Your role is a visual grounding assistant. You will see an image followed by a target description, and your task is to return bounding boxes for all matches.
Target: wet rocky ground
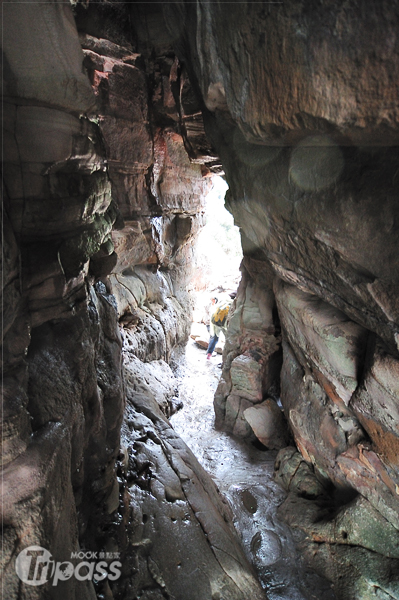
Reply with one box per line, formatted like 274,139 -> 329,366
170,338 -> 336,600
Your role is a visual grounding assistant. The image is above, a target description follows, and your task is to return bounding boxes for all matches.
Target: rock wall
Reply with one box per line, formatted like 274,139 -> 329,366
2,3 -> 123,598
213,253 -> 285,447
4,1 -> 399,599
164,1 -> 399,596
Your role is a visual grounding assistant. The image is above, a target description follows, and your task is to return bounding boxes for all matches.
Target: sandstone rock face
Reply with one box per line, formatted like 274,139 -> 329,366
79,14 -> 264,593
275,448 -> 399,600
168,1 -> 399,145
213,256 -> 284,443
78,22 -> 213,376
2,2 -> 266,600
166,1 -> 399,595
275,278 -> 368,406
2,3 -> 124,598
169,0 -> 399,349
4,1 -> 399,599
351,341 -> 399,468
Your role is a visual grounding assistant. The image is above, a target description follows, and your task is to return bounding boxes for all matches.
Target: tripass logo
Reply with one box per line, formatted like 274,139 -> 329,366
15,546 -> 122,586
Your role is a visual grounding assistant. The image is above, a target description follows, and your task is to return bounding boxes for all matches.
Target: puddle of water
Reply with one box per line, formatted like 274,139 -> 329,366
242,489 -> 258,514
171,339 -> 336,600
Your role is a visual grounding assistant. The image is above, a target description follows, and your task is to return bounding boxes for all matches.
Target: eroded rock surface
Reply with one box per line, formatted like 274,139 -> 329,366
113,385 -> 266,600
2,3 -> 123,597
214,257 -> 284,443
164,1 -> 399,596
4,1 -> 399,599
275,448 -> 399,600
2,2 -> 266,600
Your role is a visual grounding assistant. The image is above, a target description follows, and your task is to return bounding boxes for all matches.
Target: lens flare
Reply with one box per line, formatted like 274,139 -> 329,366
289,135 -> 344,191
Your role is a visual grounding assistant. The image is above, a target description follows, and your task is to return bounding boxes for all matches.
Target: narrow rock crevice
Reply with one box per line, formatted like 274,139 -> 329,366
3,2 -> 399,600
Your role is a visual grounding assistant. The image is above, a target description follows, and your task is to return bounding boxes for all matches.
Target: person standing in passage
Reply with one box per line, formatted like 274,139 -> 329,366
206,295 -> 231,359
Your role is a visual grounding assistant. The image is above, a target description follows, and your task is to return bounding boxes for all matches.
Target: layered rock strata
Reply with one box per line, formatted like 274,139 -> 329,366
163,1 -> 399,596
214,254 -> 285,447
2,4 -> 124,598
1,2 -> 264,599
4,1 -> 399,599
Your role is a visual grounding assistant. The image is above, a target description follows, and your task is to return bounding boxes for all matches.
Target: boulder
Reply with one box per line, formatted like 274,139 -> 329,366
244,399 -> 290,450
